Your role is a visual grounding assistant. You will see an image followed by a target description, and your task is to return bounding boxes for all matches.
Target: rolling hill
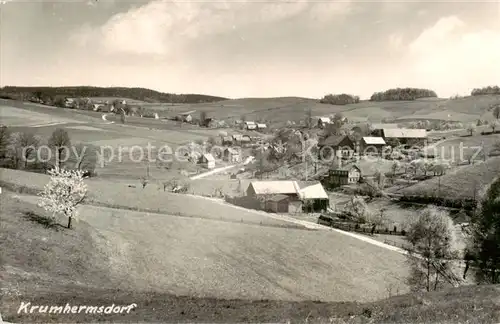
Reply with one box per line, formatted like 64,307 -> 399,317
0,86 -> 228,104
396,157 -> 500,200
157,95 -> 500,125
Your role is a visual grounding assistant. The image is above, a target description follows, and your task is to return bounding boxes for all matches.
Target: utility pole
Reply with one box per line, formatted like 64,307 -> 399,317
482,141 -> 486,161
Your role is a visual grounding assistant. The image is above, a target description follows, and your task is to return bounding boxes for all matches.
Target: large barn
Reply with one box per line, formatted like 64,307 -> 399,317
246,181 -> 329,213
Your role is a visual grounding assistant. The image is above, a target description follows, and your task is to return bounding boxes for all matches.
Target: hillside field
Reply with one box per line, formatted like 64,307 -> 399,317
396,157 -> 500,200
1,193 -> 498,323
1,187 -> 408,303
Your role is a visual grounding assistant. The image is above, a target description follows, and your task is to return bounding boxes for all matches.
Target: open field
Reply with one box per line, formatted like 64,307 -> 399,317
1,193 -> 498,323
0,105 -> 83,127
0,168 -> 300,228
1,188 -> 408,303
395,157 -> 500,200
425,133 -> 500,162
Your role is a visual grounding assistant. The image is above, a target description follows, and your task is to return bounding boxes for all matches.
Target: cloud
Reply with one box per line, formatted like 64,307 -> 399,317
407,16 -> 500,95
71,0 -> 352,56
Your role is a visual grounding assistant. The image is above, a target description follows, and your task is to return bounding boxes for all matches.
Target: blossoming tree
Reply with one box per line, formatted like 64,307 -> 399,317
38,168 -> 87,229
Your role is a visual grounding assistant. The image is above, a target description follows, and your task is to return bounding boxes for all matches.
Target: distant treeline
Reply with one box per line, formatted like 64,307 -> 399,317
0,86 -> 227,104
319,93 -> 360,105
471,86 -> 500,96
370,88 -> 438,101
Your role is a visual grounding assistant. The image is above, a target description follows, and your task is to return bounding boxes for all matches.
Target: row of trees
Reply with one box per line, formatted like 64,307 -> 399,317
370,88 -> 438,101
0,126 -> 96,175
319,94 -> 360,105
1,86 -> 227,104
471,86 -> 500,96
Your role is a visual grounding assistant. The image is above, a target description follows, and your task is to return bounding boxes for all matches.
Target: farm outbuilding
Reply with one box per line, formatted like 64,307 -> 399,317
360,137 -> 386,155
246,180 -> 329,213
265,194 -> 290,213
199,153 -> 215,169
373,128 -> 427,146
224,147 -> 241,163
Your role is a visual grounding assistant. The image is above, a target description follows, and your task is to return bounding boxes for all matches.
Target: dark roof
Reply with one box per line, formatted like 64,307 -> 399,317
335,164 -> 361,172
268,194 -> 290,202
320,135 -> 353,147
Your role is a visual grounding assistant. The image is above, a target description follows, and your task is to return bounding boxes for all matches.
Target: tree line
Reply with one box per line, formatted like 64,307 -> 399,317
0,126 -> 97,176
370,88 -> 438,101
471,86 -> 500,96
319,94 -> 360,105
0,86 -> 227,104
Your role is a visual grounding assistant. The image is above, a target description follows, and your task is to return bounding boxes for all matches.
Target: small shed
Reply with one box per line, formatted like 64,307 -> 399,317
257,123 -> 267,130
199,153 -> 215,169
265,194 -> 290,213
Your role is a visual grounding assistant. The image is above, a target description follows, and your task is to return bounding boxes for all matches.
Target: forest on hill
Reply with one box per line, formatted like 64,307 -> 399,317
370,88 -> 438,101
319,93 -> 360,105
471,86 -> 500,96
0,86 -> 227,104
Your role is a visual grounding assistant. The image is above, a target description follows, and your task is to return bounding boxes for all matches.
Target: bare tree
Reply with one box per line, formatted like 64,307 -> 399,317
406,206 -> 459,292
305,108 -> 313,129
0,125 -> 10,160
491,119 -> 500,133
8,132 -> 41,169
493,105 -> 500,119
466,123 -> 476,136
140,177 -> 148,189
48,128 -> 71,169
345,196 -> 372,223
70,143 -> 98,176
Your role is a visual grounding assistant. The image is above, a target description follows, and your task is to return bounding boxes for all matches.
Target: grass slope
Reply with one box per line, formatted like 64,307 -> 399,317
0,193 -> 497,323
397,157 -> 500,200
0,190 -> 408,303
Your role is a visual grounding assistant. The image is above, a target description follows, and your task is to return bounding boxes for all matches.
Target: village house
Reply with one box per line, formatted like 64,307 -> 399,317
372,128 -> 427,146
256,123 -> 267,131
241,135 -> 252,146
317,117 -> 331,129
199,153 -> 215,169
222,136 -> 233,146
245,121 -> 257,130
246,181 -> 329,213
64,98 -> 75,108
178,111 -> 195,123
360,137 -> 387,155
318,135 -> 356,159
223,147 -> 241,163
324,165 -> 361,188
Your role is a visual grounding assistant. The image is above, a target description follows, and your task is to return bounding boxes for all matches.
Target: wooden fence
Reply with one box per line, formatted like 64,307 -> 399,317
326,221 -> 406,236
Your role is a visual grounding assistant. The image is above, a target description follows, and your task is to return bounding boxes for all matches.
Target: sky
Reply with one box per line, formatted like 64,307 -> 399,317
1,0 -> 499,99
